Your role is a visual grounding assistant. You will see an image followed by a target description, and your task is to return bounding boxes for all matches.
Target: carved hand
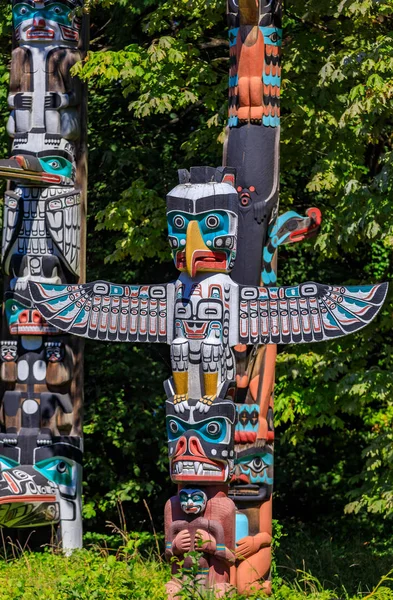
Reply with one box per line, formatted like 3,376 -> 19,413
194,529 -> 217,553
45,92 -> 70,110
236,532 -> 271,560
172,529 -> 192,555
12,93 -> 33,110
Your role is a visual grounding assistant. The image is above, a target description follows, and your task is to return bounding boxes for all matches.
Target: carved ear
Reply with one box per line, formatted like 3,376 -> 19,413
178,169 -> 190,184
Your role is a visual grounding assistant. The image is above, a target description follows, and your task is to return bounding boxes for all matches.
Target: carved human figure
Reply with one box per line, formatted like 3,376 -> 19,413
0,337 -> 74,444
165,488 -> 236,599
0,0 -> 83,185
230,446 -> 273,594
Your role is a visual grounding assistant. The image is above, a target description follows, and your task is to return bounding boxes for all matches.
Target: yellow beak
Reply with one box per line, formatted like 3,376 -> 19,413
185,220 -> 210,277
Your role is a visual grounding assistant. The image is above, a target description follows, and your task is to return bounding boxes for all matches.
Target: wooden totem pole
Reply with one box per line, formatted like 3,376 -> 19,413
0,0 -> 87,550
25,0 -> 387,596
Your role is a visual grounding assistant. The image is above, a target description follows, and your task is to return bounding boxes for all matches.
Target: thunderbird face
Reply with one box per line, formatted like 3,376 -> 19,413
167,172 -> 238,277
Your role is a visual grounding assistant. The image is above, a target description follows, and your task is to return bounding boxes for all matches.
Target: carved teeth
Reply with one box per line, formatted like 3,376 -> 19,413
173,461 -> 222,477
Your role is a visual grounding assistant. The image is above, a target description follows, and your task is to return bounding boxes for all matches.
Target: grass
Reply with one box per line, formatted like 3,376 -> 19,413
0,521 -> 392,600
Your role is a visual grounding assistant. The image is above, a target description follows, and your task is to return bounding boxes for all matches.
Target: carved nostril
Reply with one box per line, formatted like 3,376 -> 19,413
32,310 -> 43,324
33,17 -> 46,28
174,437 -> 187,457
188,436 -> 205,457
18,310 -> 29,324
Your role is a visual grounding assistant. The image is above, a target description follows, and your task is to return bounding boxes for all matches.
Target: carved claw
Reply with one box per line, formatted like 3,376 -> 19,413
173,394 -> 189,414
196,395 -> 217,413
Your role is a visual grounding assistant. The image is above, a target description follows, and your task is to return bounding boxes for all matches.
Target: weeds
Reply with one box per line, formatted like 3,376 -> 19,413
0,510 -> 392,599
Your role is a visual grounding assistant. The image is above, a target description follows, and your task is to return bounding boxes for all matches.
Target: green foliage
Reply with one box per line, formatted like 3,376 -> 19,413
0,0 -> 392,537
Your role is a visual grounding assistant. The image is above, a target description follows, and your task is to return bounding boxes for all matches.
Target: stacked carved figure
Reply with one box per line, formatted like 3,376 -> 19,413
0,0 -> 388,596
28,166 -> 387,596
0,0 -> 87,549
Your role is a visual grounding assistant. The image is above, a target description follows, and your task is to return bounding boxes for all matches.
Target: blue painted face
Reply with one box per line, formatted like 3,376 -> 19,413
167,209 -> 237,273
234,451 -> 273,486
179,488 -> 207,515
167,416 -> 230,445
166,398 -> 236,484
13,3 -> 73,28
168,210 -> 231,247
13,1 -> 81,43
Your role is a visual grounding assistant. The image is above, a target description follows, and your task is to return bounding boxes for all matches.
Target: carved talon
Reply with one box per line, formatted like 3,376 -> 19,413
173,394 -> 189,414
195,395 -> 217,413
173,394 -> 188,405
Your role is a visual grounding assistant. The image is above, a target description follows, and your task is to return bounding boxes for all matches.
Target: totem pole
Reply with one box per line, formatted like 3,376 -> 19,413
25,1 -> 387,597
0,0 -> 87,550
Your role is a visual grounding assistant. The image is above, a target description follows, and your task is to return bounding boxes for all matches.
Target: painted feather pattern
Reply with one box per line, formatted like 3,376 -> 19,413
29,280 -> 387,347
238,282 -> 388,344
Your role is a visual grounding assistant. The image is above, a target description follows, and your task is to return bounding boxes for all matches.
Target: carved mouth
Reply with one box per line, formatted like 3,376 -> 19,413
183,321 -> 208,339
192,251 -> 227,275
10,323 -> 58,335
27,28 -> 55,39
175,250 -> 227,275
172,458 -> 225,481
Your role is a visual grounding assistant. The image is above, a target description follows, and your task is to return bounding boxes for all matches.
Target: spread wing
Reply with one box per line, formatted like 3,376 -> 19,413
45,190 -> 81,277
29,281 -> 174,343
238,281 -> 388,345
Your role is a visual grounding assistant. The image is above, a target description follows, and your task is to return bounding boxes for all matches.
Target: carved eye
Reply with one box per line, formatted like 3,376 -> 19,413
19,7 -> 28,14
11,305 -> 18,313
207,421 -> 221,436
269,32 -> 279,43
173,215 -> 185,229
48,160 -> 60,170
169,420 -> 179,434
53,6 -> 63,13
205,215 -> 220,229
56,462 -> 67,473
249,457 -> 265,473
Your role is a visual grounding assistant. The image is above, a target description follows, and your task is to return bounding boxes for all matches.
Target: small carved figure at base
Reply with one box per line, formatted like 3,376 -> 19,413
165,488 -> 236,599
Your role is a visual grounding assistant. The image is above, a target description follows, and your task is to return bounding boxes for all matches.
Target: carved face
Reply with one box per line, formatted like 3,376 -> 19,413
174,280 -> 230,343
179,488 -> 207,515
45,342 -> 64,362
0,342 -> 18,362
13,0 -> 82,43
166,182 -> 238,276
166,398 -> 236,484
0,439 -> 82,527
230,446 -> 273,502
5,297 -> 57,336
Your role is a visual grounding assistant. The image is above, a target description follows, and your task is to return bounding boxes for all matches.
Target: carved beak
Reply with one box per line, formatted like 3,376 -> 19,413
185,220 -> 210,277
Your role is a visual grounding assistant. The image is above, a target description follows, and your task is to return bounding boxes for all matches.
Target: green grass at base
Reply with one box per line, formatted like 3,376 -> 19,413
0,547 -> 392,600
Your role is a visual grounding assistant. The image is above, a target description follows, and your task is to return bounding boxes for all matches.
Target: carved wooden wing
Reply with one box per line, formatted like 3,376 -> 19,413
45,190 -> 81,277
29,281 -> 174,343
238,281 -> 388,345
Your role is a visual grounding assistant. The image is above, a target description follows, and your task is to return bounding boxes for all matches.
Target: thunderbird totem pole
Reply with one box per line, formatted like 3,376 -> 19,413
0,0 -> 387,594
0,0 -> 87,549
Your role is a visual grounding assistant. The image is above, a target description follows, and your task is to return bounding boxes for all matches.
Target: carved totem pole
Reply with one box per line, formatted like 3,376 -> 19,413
15,0 -> 386,596
0,0 -> 87,550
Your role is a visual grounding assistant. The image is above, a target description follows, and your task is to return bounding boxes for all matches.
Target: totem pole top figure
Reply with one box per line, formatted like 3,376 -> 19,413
28,166 -> 388,487
0,0 -> 84,186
